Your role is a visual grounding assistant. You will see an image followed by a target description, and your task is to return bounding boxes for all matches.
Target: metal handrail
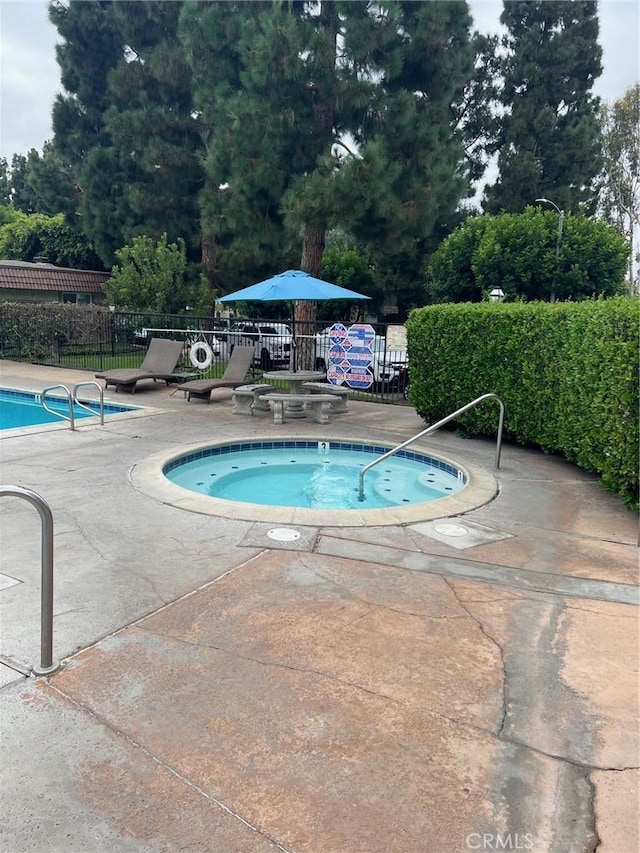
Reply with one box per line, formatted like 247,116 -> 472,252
73,381 -> 104,425
358,393 -> 505,501
40,382 -> 105,429
41,384 -> 74,430
0,486 -> 60,675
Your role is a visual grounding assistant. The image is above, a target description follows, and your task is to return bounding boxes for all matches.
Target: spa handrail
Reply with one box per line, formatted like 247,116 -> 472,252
358,393 -> 504,502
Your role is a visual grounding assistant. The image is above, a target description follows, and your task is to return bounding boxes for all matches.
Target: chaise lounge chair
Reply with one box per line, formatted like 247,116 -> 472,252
96,337 -> 184,393
180,345 -> 255,402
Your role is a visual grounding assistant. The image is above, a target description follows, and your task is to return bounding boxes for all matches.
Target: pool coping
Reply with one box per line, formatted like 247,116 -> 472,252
130,435 -> 499,527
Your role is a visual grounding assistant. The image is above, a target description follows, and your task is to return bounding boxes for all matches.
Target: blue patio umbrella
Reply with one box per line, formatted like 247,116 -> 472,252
218,269 -> 371,303
218,270 -> 370,371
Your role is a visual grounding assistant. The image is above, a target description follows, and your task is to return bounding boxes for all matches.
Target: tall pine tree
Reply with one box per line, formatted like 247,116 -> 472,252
48,0 -> 202,270
181,0 -> 474,326
49,0 -> 134,262
179,1 -> 304,293
484,0 -> 603,214
106,2 -> 203,259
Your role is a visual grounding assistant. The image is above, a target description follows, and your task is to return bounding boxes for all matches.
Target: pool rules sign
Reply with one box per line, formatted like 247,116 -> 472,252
325,323 -> 375,389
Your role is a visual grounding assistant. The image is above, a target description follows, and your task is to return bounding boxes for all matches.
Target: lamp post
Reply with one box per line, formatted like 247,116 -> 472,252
535,198 -> 565,303
109,304 -> 116,358
489,287 -> 505,302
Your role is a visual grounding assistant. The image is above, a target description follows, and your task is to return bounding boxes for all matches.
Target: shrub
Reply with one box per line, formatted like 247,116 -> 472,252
105,233 -> 209,315
406,298 -> 639,509
0,302 -> 110,362
427,209 -> 628,303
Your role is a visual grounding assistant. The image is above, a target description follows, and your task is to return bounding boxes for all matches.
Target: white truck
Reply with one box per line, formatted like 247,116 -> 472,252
221,321 -> 293,370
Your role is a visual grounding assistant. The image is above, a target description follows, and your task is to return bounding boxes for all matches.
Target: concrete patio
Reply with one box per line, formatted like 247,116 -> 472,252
0,360 -> 638,853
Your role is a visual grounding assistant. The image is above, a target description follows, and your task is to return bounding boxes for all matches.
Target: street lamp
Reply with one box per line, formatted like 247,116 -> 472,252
108,304 -> 116,357
489,287 -> 505,302
535,198 -> 565,303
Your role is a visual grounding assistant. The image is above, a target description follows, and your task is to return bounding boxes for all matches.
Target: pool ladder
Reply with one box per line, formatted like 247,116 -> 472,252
40,382 -> 105,430
358,393 -> 505,501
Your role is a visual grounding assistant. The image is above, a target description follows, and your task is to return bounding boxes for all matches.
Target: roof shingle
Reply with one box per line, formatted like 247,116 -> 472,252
0,261 -> 110,294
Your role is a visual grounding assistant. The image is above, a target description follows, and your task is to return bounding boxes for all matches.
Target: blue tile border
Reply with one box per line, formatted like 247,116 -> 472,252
162,440 -> 467,485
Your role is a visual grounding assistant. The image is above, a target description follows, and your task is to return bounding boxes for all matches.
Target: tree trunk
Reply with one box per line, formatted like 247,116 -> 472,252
293,1 -> 337,370
294,223 -> 326,369
200,229 -> 218,315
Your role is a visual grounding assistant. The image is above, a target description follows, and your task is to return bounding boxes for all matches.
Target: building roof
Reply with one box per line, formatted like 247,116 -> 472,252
0,260 -> 110,293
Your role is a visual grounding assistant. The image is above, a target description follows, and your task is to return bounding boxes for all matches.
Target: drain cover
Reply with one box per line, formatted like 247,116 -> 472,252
433,523 -> 469,538
267,527 -> 301,542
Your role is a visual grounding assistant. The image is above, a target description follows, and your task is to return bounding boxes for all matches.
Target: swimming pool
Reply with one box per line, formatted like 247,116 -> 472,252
131,436 -> 498,527
164,441 -> 466,510
0,388 -> 140,432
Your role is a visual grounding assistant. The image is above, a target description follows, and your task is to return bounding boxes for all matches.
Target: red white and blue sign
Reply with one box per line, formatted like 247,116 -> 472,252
326,364 -> 348,385
328,323 -> 349,344
347,323 -> 376,347
345,367 -> 374,389
326,322 -> 375,388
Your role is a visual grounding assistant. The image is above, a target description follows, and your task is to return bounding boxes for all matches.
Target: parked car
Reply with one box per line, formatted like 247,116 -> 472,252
313,326 -> 407,388
220,321 -> 293,370
134,327 -> 222,359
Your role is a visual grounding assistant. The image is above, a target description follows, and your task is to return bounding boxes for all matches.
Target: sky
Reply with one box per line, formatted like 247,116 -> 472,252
0,0 -> 638,163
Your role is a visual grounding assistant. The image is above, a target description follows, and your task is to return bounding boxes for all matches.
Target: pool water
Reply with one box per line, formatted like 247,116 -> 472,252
164,441 -> 466,510
0,388 -> 139,431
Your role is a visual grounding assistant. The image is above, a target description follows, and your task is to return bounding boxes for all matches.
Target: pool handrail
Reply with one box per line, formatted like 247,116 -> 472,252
0,485 -> 60,675
357,393 -> 504,502
73,381 -> 104,425
41,382 -> 105,429
41,384 -> 74,430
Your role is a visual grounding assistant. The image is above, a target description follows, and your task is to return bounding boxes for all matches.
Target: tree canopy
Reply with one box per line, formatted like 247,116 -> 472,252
180,0 -> 475,353
597,84 -> 640,294
43,0 -> 476,322
428,208 -> 628,303
2,0 -> 622,319
47,0 -> 202,267
0,209 -> 102,269
104,233 -> 208,314
483,0 -> 603,215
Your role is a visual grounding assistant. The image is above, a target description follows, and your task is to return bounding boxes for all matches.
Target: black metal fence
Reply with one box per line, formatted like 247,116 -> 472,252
1,309 -> 410,404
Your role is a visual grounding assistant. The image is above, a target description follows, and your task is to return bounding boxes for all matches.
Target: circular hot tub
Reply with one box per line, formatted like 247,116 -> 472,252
131,437 -> 498,527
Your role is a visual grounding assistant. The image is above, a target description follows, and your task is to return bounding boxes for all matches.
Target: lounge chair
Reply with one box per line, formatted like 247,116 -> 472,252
96,338 -> 184,393
180,345 -> 255,402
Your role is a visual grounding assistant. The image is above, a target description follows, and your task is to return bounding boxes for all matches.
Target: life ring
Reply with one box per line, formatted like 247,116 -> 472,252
189,340 -> 213,370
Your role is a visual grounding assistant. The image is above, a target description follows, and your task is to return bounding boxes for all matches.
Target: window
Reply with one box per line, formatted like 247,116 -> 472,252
62,293 -> 92,305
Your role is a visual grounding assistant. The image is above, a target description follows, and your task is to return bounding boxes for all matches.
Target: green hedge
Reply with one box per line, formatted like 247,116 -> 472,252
406,298 -> 639,509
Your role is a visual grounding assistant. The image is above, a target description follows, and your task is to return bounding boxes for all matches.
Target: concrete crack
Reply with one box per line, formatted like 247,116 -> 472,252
585,770 -> 602,853
47,683 -> 297,853
563,602 -> 638,619
492,728 -> 640,773
138,624 -> 405,706
443,577 -> 508,738
299,557 -> 468,621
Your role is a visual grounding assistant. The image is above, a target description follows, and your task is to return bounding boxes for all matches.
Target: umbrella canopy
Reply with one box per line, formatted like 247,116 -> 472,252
218,269 -> 371,303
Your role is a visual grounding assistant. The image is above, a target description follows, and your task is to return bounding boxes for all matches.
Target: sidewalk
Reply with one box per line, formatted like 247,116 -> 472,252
1,361 -> 638,852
